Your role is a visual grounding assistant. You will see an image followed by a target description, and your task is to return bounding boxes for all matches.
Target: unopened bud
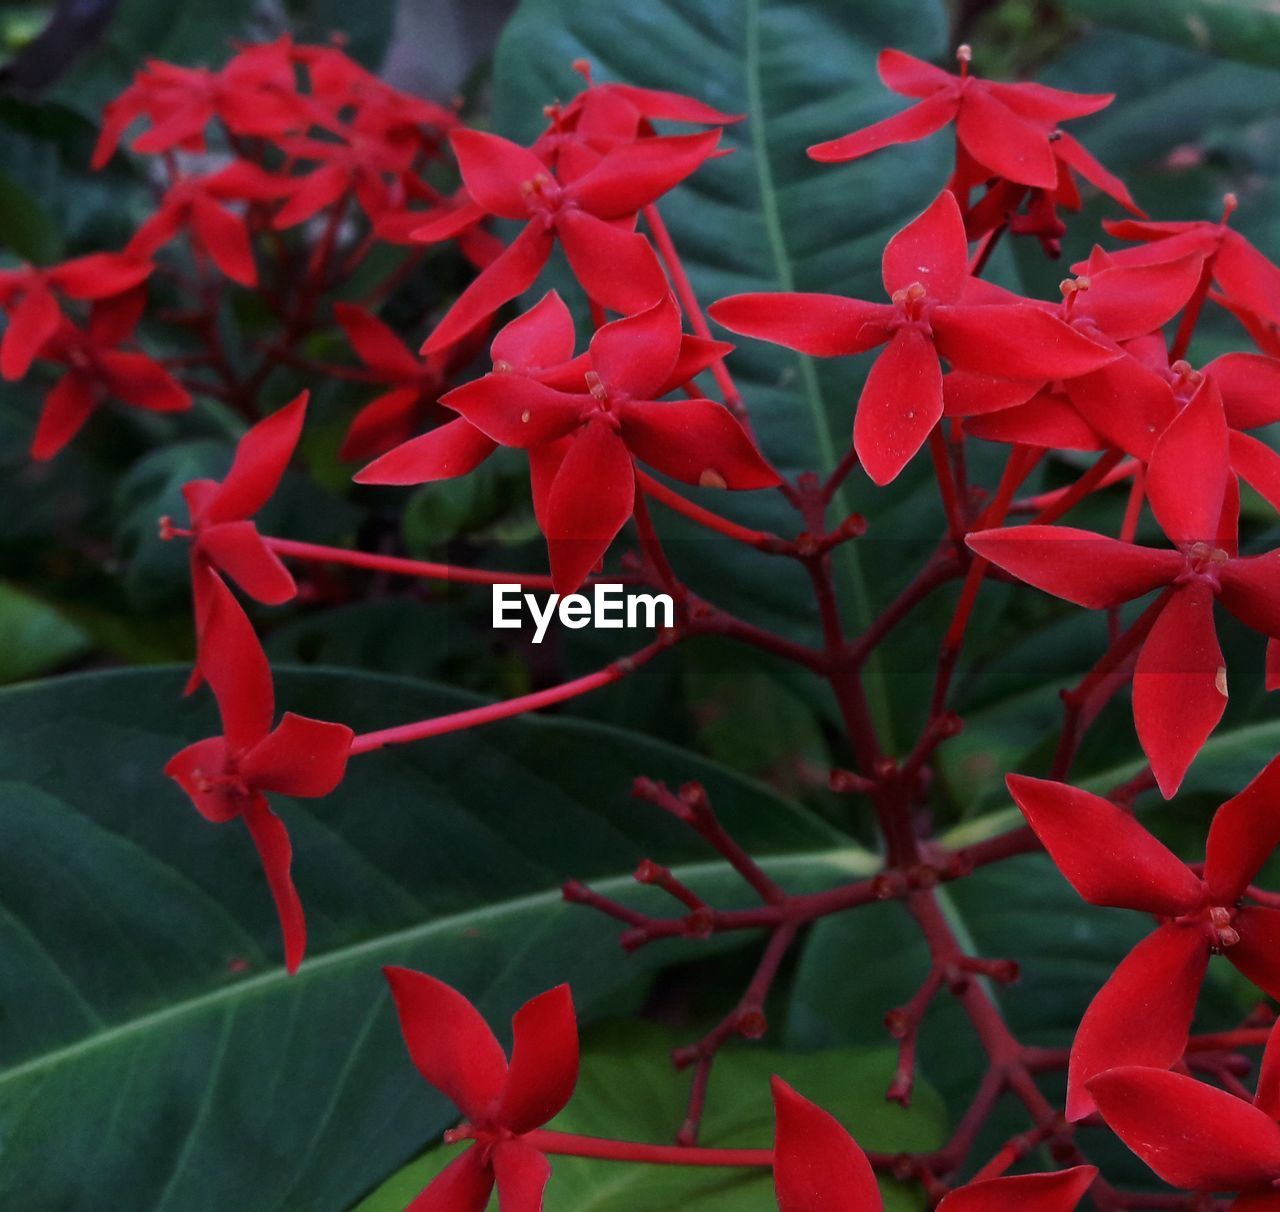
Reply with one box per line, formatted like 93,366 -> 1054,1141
737,1009 -> 767,1039
684,907 -> 715,939
884,1008 -> 911,1039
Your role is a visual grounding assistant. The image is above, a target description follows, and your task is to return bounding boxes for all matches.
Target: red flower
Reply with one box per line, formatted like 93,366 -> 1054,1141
1089,1024 -> 1280,1193
710,190 -> 1118,484
416,125 -> 723,354
1007,758 -> 1280,1121
354,289 -> 586,486
0,252 -> 153,381
177,392 -> 307,680
772,1077 -> 1096,1212
970,382 -> 1280,796
383,967 -> 578,1212
127,162 -> 292,287
808,48 -> 1111,190
438,293 -> 779,591
93,40 -> 303,169
24,291 -> 189,460
165,574 -> 352,973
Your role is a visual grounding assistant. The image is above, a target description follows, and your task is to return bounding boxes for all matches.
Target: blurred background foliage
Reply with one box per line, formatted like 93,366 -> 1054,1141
3,1 -> 1280,1208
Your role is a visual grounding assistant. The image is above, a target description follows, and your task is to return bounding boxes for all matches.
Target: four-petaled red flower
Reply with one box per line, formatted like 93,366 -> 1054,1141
384,967 -> 578,1212
415,125 -> 722,354
439,292 -> 779,591
165,573 -> 353,973
772,1076 -> 1097,1212
710,189 -> 1118,484
970,382 -> 1280,796
1008,756 -> 1280,1120
807,48 -> 1112,191
177,392 -> 308,680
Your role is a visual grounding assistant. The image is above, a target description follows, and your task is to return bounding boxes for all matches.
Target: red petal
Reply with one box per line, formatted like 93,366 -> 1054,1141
619,398 -> 780,489
243,712 -> 353,799
98,351 -> 191,413
942,372 -> 1041,417
334,303 -> 420,381
496,985 -> 579,1133
1052,131 -> 1140,214
1006,775 -> 1201,914
422,223 -> 553,356
382,967 -> 509,1121
190,196 -> 257,287
1075,257 -> 1202,342
956,89 -> 1058,189
966,393 -> 1103,451
543,421 -> 634,594
199,573 -> 274,751
339,387 -> 431,463
449,130 -> 547,220
589,294 -> 682,400
882,191 -> 969,303
492,1140 -> 551,1212
932,305 -> 1119,380
1220,551 -> 1280,639
1134,583 -> 1226,798
272,163 -> 350,230
163,736 -> 241,823
48,251 -> 153,299
708,291 -> 893,355
355,417 -> 497,484
771,1077 -> 881,1212
937,1167 -> 1097,1212
406,1145 -> 494,1212
243,794 -> 306,974
198,520 -> 296,605
2,286 -> 63,380
1066,923 -> 1208,1121
877,49 -> 953,97
491,290 -> 577,373
1089,1065 -> 1280,1191
1212,353 -> 1280,429
659,335 -> 736,393
853,327 -> 942,486
966,525 -> 1180,608
1146,379 -> 1229,547
605,82 -> 741,124
555,208 -> 666,315
1230,907 -> 1280,1001
441,374 -> 585,449
568,130 -> 721,218
1205,754 -> 1280,904
206,391 -> 308,524
1064,357 -> 1175,460
986,80 -> 1113,124
30,372 -> 97,460
1255,1020 -> 1280,1119
808,92 -> 957,163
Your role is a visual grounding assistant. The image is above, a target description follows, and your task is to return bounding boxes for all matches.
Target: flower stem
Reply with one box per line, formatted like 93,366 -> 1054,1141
522,1129 -> 772,1168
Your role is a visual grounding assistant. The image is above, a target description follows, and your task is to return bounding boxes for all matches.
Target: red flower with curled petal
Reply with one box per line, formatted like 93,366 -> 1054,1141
710,190 -> 1120,484
414,126 -> 722,354
438,293 -> 778,591
93,40 -> 303,169
0,252 -> 153,381
970,382 -> 1280,796
127,162 -> 293,287
808,47 -> 1112,191
24,291 -> 189,460
1089,1019 -> 1280,1194
383,967 -> 578,1212
772,1076 -> 1096,1212
1007,756 -> 1280,1121
173,392 -> 308,683
165,575 -> 352,973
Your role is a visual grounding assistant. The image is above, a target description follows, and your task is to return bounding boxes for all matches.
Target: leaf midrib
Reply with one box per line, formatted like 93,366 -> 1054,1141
0,846 -> 877,1090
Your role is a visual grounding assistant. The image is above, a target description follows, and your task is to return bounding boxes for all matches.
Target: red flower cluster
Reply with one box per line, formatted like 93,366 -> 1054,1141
35,27 -> 1280,1211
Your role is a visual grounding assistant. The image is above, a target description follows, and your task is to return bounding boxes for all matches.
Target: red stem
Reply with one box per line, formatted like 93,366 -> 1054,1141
522,1129 -> 771,1167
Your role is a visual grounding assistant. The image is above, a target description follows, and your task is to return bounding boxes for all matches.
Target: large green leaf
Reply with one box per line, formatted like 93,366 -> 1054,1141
0,666 -> 873,1210
490,0 -> 955,745
0,582 -> 91,684
354,1030 -> 945,1211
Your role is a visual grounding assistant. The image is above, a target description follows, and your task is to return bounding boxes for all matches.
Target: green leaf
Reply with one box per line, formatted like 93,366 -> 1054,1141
0,166 -> 61,262
1060,0 -> 1280,70
0,582 -> 91,683
0,666 -> 874,1210
353,1028 -> 945,1211
490,0 -> 953,745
